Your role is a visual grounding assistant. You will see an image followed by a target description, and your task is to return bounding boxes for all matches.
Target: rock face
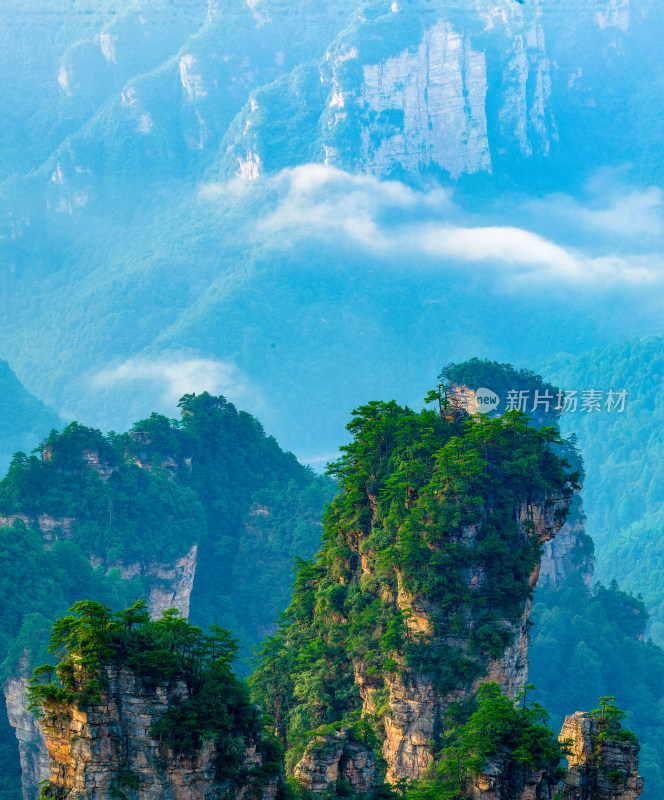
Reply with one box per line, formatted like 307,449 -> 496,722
466,756 -> 559,799
220,0 -> 557,180
294,732 -> 379,794
350,19 -> 491,178
539,494 -> 594,590
358,490 -> 571,783
146,545 -> 199,620
4,672 -> 50,800
39,665 -> 280,800
2,445 -> 200,800
5,542 -> 199,800
107,545 -> 199,621
560,712 -> 644,800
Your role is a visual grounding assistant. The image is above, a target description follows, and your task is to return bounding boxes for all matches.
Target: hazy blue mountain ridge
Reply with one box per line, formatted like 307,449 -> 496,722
1,0 -> 663,464
544,337 -> 664,642
0,362 -> 60,476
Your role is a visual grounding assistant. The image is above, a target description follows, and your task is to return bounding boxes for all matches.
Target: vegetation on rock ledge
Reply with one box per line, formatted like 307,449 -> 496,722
251,391 -> 578,774
28,600 -> 282,779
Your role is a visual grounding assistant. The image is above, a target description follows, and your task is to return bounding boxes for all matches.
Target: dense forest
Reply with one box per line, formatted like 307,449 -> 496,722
545,336 -> 664,643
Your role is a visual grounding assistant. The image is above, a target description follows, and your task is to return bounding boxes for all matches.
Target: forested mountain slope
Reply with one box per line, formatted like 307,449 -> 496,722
1,0 -> 663,463
543,337 -> 664,642
0,391 -> 335,800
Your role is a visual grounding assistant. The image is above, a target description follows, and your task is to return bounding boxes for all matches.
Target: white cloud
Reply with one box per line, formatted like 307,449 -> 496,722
199,164 -> 664,286
580,188 -> 663,236
527,185 -> 664,239
415,225 -> 660,284
93,356 -> 255,408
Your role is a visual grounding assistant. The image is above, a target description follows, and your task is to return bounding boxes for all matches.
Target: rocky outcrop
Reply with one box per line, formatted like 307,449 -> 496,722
349,487 -> 572,785
39,665 -> 280,800
4,671 -> 49,800
539,494 -> 594,590
3,534 -> 195,800
220,0 -> 557,181
146,544 -> 198,620
560,712 -> 644,800
294,732 -> 379,794
3,515 -> 198,800
466,756 -> 559,799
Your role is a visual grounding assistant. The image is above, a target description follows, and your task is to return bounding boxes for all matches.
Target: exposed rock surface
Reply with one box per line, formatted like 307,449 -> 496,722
2,443 -> 200,800
147,544 -> 199,619
359,489 -> 571,783
220,0 -> 558,180
560,712 -> 644,800
5,541 -> 199,800
294,732 -> 379,794
351,19 -> 491,178
539,494 -> 594,590
466,755 -> 559,799
4,671 -> 49,800
39,665 -> 281,800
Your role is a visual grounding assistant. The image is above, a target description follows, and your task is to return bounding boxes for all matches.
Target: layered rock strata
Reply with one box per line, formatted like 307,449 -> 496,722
364,491 -> 571,783
39,665 -> 280,800
560,712 -> 644,800
294,732 -> 379,794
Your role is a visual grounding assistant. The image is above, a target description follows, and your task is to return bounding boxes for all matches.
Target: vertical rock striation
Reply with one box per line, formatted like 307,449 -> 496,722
353,19 -> 491,178
539,493 -> 594,590
357,490 -> 571,783
4,671 -> 50,800
560,712 -> 644,800
38,665 -> 281,800
219,0 -> 558,181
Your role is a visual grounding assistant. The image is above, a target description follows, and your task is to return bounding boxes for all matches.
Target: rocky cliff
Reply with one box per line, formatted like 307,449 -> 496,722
539,493 -> 594,591
1,442 -> 201,800
37,664 -> 281,800
465,756 -> 559,800
4,670 -> 50,800
4,538 -> 199,800
218,0 -> 558,180
293,731 -> 379,795
247,398 -> 580,797
560,712 -> 644,800
301,486 -> 572,786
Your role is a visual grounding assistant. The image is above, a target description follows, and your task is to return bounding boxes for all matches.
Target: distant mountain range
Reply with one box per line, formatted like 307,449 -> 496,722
1,0 -> 663,463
